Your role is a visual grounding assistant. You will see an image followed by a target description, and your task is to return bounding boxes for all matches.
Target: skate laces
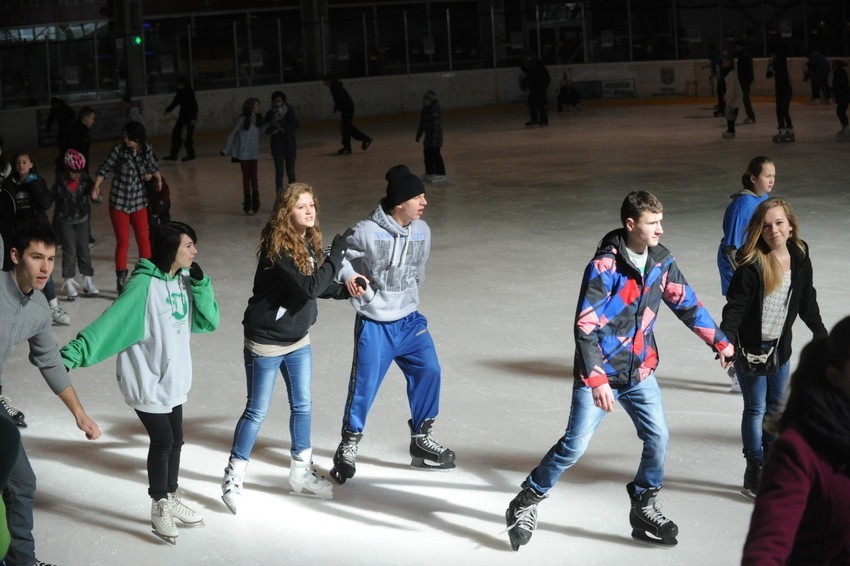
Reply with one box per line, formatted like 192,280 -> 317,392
416,431 -> 448,454
0,395 -> 22,418
505,503 -> 538,533
168,490 -> 199,518
641,500 -> 671,526
155,499 -> 177,528
339,441 -> 358,463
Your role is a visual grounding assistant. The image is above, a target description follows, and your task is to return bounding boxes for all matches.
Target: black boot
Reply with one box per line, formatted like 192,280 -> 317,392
627,482 -> 678,546
505,485 -> 548,551
251,195 -> 260,214
329,431 -> 362,485
741,458 -> 762,499
409,419 -> 456,469
116,269 -> 129,293
242,196 -> 251,214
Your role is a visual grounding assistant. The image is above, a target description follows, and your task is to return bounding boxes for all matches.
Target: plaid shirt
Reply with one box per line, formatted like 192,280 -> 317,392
96,142 -> 159,213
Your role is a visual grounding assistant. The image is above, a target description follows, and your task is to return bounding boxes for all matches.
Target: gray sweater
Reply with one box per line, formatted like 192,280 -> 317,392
0,235 -> 72,394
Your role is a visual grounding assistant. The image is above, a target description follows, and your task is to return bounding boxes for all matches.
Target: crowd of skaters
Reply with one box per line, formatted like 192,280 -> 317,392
0,70 -> 849,566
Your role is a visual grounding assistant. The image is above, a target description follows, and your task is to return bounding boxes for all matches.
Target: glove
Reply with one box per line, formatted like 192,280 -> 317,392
188,262 -> 204,281
328,228 -> 355,264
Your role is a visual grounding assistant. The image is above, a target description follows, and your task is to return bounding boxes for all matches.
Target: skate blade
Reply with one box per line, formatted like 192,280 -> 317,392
151,529 -> 178,545
410,457 -> 456,471
739,488 -> 757,501
631,529 -> 677,547
288,488 -> 333,500
175,518 -> 205,527
221,495 -> 238,515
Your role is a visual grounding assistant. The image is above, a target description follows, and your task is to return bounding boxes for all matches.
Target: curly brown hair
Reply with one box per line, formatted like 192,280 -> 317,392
259,183 -> 323,274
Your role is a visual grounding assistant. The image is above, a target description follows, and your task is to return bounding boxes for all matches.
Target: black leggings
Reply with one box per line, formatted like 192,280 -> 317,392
135,405 -> 184,500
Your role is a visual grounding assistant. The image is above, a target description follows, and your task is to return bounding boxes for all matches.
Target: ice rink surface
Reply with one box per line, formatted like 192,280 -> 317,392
4,98 -> 849,565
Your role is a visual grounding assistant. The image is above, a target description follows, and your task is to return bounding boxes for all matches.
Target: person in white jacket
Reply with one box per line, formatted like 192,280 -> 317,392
222,98 -> 264,214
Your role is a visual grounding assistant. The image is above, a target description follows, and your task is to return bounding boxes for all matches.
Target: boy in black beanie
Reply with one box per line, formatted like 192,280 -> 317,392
328,164 -> 455,485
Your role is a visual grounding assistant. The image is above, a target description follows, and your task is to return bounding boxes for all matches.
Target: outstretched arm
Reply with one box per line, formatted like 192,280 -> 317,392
57,385 -> 101,440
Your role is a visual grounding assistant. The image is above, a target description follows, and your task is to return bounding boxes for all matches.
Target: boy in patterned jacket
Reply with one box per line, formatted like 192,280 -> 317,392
505,191 -> 735,551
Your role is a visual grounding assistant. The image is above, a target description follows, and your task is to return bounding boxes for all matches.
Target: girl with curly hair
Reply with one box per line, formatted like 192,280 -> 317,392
220,183 -> 352,513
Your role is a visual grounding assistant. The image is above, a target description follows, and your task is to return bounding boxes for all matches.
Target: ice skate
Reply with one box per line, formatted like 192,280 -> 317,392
221,458 -> 247,514
116,269 -> 129,293
329,431 -> 362,484
151,497 -> 179,544
0,388 -> 27,428
627,482 -> 678,547
61,278 -> 81,300
49,299 -> 70,326
741,458 -> 762,500
409,419 -> 455,470
168,490 -> 204,526
504,485 -> 548,551
83,275 -> 99,297
721,131 -> 735,139
289,448 -> 333,499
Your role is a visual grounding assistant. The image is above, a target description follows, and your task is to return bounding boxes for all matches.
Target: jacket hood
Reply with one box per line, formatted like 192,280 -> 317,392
596,228 -> 672,274
134,258 -> 184,282
367,204 -> 410,237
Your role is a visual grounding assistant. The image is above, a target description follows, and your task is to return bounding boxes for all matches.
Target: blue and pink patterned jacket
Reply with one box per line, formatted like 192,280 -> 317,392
574,229 -> 730,388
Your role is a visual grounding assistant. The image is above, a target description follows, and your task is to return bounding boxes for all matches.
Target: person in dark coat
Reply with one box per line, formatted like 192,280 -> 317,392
521,55 -> 551,126
737,43 -> 756,123
163,77 -> 199,162
323,75 -> 372,155
832,60 -> 850,140
416,90 -> 446,183
803,48 -> 832,104
45,97 -> 75,140
767,46 -> 795,143
264,91 -> 298,192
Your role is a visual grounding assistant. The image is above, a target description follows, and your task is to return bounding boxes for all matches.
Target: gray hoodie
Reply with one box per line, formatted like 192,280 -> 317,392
338,205 -> 430,322
0,234 -> 72,395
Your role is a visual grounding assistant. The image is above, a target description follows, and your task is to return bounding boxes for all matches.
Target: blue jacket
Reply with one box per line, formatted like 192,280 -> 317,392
717,189 -> 769,295
575,229 -> 730,388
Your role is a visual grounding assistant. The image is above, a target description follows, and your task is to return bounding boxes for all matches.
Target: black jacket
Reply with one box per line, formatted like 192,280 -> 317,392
166,86 -> 199,120
328,80 -> 354,115
721,241 -> 826,365
242,244 -> 347,344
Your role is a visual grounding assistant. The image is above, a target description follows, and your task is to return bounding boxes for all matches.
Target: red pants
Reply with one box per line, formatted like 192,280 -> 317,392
109,207 -> 151,270
240,160 -> 258,197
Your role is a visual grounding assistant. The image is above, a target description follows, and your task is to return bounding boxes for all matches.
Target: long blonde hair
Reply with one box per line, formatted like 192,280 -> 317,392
737,197 -> 804,294
259,183 -> 323,274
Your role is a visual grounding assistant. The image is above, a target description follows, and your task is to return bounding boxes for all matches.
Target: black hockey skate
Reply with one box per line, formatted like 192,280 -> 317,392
627,482 -> 678,547
741,458 -> 762,500
0,387 -> 27,428
504,485 -> 548,551
408,419 -> 455,470
329,431 -> 362,485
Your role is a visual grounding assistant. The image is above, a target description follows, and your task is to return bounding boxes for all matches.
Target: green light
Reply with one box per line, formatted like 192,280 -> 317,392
132,35 -> 142,45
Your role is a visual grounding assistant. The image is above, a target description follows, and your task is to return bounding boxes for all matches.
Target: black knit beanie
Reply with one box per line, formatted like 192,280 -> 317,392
382,165 -> 425,208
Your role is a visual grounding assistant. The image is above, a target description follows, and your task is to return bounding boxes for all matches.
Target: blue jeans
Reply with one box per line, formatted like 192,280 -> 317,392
525,375 -> 669,496
231,345 -> 313,460
737,359 -> 790,461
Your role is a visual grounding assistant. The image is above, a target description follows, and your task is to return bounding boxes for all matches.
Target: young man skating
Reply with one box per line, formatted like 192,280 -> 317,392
329,165 -> 454,484
505,191 -> 734,550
